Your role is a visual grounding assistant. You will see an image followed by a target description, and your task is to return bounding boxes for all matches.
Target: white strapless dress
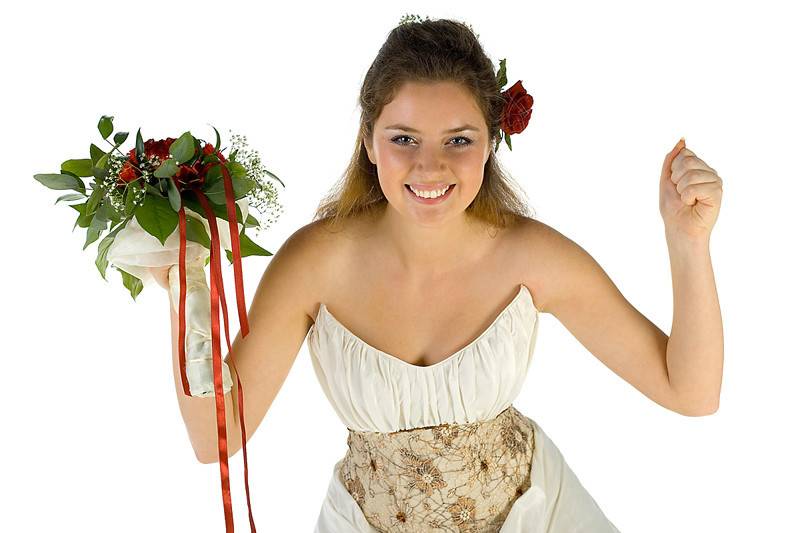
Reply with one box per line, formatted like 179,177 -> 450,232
307,284 -> 621,532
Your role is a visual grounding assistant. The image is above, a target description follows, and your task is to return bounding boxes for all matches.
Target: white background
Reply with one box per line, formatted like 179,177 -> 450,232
3,0 -> 797,531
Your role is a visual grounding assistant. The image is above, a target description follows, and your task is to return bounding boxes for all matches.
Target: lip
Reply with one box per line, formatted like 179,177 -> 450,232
405,183 -> 455,204
406,182 -> 454,191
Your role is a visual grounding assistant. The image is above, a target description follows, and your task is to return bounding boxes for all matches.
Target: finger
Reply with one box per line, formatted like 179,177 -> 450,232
672,153 -> 716,182
674,169 -> 721,194
680,180 -> 722,206
661,137 -> 685,182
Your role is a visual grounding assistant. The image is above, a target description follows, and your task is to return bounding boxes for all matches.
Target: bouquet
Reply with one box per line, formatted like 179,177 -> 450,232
34,115 -> 283,531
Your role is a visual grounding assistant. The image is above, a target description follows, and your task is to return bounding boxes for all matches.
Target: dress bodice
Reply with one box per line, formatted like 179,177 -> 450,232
307,284 -> 540,433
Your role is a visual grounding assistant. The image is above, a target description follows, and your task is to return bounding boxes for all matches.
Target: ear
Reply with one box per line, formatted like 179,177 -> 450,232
484,137 -> 493,164
363,136 -> 376,165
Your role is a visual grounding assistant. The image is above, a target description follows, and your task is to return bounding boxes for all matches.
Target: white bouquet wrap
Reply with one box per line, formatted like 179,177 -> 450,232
106,198 -> 250,397
167,255 -> 233,397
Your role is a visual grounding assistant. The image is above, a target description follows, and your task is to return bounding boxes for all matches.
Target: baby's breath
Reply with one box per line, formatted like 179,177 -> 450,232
398,13 -> 430,25
227,130 -> 284,238
396,13 -> 479,39
102,153 -> 161,216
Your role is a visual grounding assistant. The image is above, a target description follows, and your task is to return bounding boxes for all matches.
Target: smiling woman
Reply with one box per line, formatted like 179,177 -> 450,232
297,15 -> 622,533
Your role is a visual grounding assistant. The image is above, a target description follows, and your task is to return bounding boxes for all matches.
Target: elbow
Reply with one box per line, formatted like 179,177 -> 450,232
196,445 -> 242,465
196,451 -> 217,464
675,397 -> 720,417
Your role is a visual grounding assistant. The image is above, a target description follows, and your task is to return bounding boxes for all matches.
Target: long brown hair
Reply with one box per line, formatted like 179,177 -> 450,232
312,17 -> 535,235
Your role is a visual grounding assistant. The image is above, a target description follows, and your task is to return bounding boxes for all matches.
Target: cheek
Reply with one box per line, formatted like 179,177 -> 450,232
451,152 -> 486,188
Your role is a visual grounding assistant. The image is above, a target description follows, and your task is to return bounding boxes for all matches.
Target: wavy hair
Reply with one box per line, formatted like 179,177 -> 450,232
312,17 -> 534,235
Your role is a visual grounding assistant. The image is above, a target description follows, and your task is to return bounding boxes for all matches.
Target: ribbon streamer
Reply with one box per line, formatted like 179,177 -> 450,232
175,153 -> 257,532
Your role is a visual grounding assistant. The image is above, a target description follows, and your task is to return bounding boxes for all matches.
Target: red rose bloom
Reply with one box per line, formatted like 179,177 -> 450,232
126,137 -> 176,163
118,161 -> 138,184
202,142 -> 226,163
500,80 -> 534,135
174,163 -> 205,190
144,137 -> 176,160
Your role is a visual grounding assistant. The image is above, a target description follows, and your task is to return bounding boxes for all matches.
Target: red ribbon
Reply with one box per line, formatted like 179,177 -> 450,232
175,154 -> 257,532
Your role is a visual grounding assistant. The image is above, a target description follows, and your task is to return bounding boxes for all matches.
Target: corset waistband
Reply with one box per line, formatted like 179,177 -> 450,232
340,404 -> 535,531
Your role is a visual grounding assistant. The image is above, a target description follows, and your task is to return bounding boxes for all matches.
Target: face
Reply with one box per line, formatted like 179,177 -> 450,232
364,80 -> 492,225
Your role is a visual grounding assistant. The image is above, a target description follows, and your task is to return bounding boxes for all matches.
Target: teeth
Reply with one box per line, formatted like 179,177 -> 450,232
409,184 -> 451,198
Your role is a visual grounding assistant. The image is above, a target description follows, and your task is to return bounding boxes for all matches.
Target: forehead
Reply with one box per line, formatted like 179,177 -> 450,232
377,81 -> 484,130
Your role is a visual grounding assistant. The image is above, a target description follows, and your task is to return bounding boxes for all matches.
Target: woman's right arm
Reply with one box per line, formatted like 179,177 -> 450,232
160,223 -> 323,464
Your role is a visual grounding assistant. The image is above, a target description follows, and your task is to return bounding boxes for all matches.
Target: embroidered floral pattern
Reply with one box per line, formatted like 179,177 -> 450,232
339,405 -> 535,532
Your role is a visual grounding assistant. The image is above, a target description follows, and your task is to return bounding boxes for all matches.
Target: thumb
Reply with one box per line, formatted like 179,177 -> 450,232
661,137 -> 686,182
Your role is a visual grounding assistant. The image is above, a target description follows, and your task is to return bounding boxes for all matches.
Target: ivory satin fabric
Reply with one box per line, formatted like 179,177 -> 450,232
307,284 -> 621,532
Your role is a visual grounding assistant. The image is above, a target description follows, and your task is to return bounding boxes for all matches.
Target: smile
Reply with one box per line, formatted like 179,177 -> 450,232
405,183 -> 455,204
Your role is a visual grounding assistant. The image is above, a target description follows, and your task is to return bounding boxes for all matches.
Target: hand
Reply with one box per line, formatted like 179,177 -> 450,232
659,138 -> 723,242
148,265 -> 172,290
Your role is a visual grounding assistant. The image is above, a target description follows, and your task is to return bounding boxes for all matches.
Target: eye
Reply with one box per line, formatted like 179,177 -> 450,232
391,135 -> 414,145
390,135 -> 474,147
450,136 -> 473,147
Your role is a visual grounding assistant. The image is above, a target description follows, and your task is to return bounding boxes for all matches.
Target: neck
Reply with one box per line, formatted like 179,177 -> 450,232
375,203 -> 483,280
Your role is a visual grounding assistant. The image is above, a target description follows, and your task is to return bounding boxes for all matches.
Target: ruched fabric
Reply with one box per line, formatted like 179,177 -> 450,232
307,284 -> 620,532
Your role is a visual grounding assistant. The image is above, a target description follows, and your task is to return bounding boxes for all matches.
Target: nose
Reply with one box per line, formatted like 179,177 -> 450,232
414,143 -> 447,174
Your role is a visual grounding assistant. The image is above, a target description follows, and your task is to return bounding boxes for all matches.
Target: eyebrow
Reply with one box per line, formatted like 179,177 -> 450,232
384,124 -> 480,134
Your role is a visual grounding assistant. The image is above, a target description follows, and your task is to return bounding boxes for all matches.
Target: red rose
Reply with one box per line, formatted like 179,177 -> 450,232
144,137 -> 176,160
126,137 -> 176,163
500,80 -> 534,135
117,160 -> 138,187
173,163 -> 205,190
202,142 -> 226,163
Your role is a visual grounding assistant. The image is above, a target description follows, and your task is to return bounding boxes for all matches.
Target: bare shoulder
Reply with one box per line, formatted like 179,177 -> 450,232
263,217 -> 344,323
514,215 -> 599,315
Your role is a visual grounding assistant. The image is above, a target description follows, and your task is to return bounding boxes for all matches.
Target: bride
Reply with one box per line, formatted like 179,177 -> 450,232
152,16 -> 722,533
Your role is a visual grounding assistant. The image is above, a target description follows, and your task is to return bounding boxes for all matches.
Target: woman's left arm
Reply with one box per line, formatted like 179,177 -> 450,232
527,138 -> 723,417
660,138 -> 724,416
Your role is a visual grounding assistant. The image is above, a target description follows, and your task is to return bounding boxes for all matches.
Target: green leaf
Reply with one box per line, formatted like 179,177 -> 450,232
61,159 -> 93,177
34,173 -> 86,194
98,115 -> 114,139
135,193 -> 178,245
204,163 -> 223,182
245,213 -> 259,227
95,233 -> 115,280
144,182 -> 164,197
113,131 -> 129,145
205,175 -> 255,204
496,58 -> 507,90
504,132 -> 513,151
135,128 -> 144,161
84,200 -> 110,250
92,167 -> 109,184
85,185 -> 104,216
119,268 -> 144,301
224,229 -> 272,263
228,161 -> 247,179
154,158 -> 179,178
263,168 -> 285,188
212,125 -> 221,151
182,194 -> 246,225
90,143 -> 106,165
95,217 -> 129,280
169,131 -> 196,164
185,215 -> 211,249
124,182 -> 138,216
70,202 -> 91,230
96,153 -> 108,170
55,192 -> 86,204
185,137 -> 203,167
167,176 -> 182,212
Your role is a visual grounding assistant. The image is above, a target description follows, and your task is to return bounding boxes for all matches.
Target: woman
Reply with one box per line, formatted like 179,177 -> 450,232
154,17 -> 723,533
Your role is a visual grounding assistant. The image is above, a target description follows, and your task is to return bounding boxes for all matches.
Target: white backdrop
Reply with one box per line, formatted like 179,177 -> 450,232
3,0 -> 797,531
